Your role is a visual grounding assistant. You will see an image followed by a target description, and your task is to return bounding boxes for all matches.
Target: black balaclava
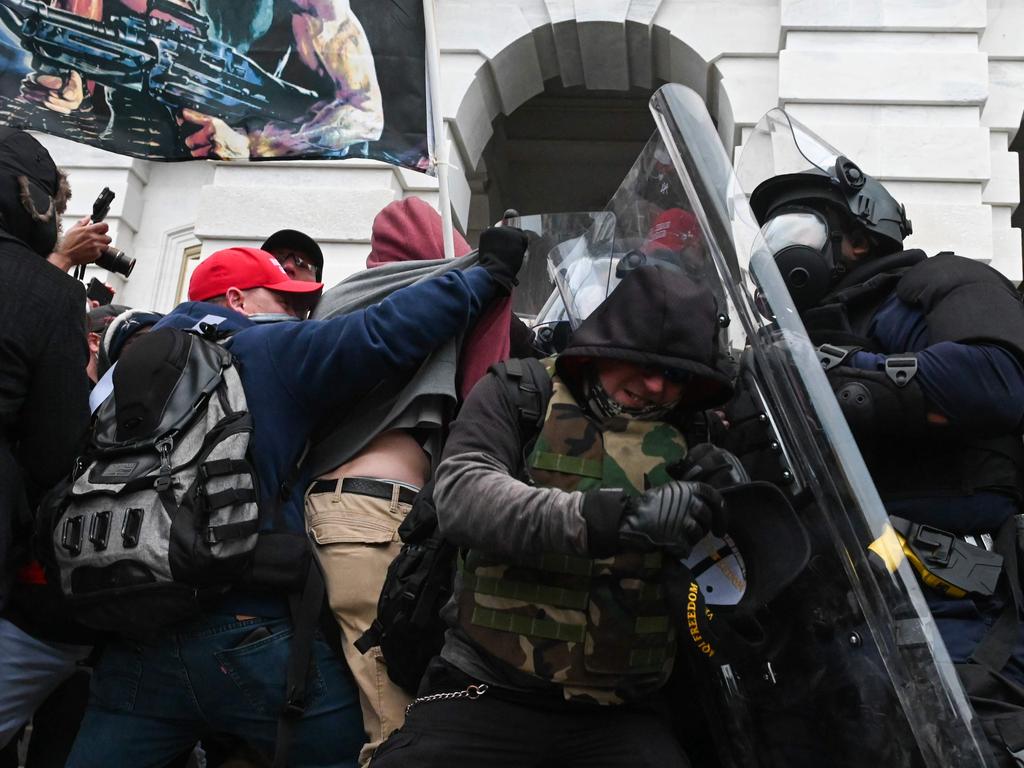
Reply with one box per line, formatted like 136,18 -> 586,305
0,128 -> 64,256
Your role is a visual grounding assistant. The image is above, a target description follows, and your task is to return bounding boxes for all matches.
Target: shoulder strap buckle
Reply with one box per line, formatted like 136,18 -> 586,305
884,355 -> 918,387
817,343 -> 859,371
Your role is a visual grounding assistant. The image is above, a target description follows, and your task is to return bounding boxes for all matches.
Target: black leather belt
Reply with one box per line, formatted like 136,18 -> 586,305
309,477 -> 418,506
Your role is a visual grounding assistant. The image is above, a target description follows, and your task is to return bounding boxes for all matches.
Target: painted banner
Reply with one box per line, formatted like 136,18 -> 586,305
0,0 -> 430,170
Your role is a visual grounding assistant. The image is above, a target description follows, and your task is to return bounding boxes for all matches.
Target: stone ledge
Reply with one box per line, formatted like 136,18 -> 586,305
781,0 -> 985,32
194,186 -> 397,242
784,103 -> 982,127
785,30 -> 979,52
780,50 -> 988,105
797,123 -> 991,181
207,163 -> 398,190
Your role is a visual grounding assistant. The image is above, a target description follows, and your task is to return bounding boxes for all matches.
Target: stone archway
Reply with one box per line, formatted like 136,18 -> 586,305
434,2 -> 781,238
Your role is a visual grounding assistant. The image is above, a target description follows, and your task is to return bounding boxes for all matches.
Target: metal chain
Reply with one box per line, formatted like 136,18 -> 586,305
406,683 -> 489,714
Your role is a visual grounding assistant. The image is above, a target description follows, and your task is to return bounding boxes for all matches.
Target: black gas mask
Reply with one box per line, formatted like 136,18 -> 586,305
759,206 -> 846,311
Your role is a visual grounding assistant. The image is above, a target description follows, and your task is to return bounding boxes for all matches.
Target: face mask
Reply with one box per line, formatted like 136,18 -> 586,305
582,369 -> 676,423
759,208 -> 844,310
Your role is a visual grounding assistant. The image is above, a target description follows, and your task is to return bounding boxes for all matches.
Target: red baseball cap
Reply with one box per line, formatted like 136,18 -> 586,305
642,208 -> 703,255
188,247 -> 324,302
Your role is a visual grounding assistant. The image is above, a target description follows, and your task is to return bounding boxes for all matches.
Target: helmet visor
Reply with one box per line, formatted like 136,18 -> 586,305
760,210 -> 830,254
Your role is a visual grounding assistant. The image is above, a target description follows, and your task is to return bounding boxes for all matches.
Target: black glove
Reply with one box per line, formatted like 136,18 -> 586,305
477,226 -> 528,295
603,481 -> 727,559
668,443 -> 750,489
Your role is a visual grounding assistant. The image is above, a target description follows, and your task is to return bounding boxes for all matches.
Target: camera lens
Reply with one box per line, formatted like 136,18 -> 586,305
95,246 -> 136,278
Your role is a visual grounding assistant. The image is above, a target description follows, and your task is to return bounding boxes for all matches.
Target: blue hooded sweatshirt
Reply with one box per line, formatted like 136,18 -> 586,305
155,265 -> 497,614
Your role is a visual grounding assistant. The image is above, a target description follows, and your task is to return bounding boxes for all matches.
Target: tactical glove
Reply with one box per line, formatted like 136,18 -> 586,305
477,226 -> 528,295
587,481 -> 726,559
668,443 -> 750,489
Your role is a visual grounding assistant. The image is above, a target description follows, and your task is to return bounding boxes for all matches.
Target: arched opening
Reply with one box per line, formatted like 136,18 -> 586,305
442,16 -> 739,243
476,80 -> 659,225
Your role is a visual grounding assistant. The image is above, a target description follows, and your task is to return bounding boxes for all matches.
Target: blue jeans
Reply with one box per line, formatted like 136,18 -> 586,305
66,613 -> 364,768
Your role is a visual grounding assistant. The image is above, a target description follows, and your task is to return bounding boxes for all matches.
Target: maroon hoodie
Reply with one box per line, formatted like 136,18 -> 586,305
366,198 -> 512,399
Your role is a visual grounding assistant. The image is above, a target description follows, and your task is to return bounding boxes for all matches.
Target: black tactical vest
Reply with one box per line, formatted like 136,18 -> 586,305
801,251 -> 1024,519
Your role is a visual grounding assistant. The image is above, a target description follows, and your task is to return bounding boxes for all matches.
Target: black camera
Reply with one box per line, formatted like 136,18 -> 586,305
91,188 -> 136,278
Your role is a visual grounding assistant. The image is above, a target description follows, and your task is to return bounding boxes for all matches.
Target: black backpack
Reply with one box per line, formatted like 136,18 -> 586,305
355,358 -> 552,694
37,322 -> 324,768
38,325 -> 316,632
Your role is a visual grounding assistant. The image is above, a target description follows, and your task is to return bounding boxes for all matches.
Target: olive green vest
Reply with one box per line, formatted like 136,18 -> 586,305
458,374 -> 688,704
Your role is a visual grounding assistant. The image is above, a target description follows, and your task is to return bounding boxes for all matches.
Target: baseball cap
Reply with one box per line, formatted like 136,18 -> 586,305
717,482 -> 810,609
188,247 -> 324,302
642,208 -> 703,255
87,304 -> 130,333
261,229 -> 324,280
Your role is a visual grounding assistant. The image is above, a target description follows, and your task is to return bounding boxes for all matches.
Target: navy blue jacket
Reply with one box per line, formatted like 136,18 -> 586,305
156,265 -> 496,541
850,294 -> 1024,436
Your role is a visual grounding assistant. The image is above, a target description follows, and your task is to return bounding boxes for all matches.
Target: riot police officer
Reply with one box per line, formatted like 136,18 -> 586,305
735,108 -> 1024,766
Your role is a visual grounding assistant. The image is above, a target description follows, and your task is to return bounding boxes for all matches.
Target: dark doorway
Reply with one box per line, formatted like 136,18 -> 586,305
476,79 -> 659,227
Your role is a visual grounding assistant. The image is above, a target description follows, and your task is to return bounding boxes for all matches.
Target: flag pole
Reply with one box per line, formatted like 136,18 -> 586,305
423,0 -> 454,259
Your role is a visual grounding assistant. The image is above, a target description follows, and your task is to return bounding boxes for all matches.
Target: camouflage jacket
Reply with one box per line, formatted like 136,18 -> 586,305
436,369 -> 688,703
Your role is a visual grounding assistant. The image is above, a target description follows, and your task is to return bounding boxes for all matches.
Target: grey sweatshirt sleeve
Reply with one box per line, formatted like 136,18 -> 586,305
433,372 -> 590,558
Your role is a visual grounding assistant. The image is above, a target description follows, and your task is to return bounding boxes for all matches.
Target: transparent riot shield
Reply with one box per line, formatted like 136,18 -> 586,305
509,211 -> 618,356
734,106 -> 845,192
633,83 -> 993,767
510,212 -> 617,325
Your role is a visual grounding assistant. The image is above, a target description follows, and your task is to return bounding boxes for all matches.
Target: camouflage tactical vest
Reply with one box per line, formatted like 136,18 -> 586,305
458,374 -> 688,704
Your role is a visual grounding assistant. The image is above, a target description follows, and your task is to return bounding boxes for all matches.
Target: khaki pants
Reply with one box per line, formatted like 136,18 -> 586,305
305,483 -> 414,766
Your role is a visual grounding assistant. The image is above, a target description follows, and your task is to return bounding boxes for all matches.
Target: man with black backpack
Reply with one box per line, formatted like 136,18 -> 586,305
371,265 -> 740,768
53,232 -> 526,768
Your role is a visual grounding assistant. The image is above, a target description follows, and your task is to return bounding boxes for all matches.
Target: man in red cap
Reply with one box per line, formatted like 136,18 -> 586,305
66,230 -> 529,768
637,208 -> 707,280
642,207 -> 702,255
188,246 -> 323,319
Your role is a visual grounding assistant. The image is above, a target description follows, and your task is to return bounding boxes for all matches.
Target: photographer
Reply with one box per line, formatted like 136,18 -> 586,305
47,216 -> 111,275
0,128 -> 97,757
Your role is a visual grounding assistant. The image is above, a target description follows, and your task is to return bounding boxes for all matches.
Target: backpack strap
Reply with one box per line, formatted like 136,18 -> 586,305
262,440 -> 317,768
274,556 -> 325,768
490,357 -> 552,447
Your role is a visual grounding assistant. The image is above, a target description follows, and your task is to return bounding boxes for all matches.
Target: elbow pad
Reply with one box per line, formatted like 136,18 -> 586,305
826,357 -> 927,440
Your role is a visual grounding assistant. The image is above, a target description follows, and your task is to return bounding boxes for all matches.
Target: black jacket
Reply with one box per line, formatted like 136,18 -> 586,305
0,137 -> 91,608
